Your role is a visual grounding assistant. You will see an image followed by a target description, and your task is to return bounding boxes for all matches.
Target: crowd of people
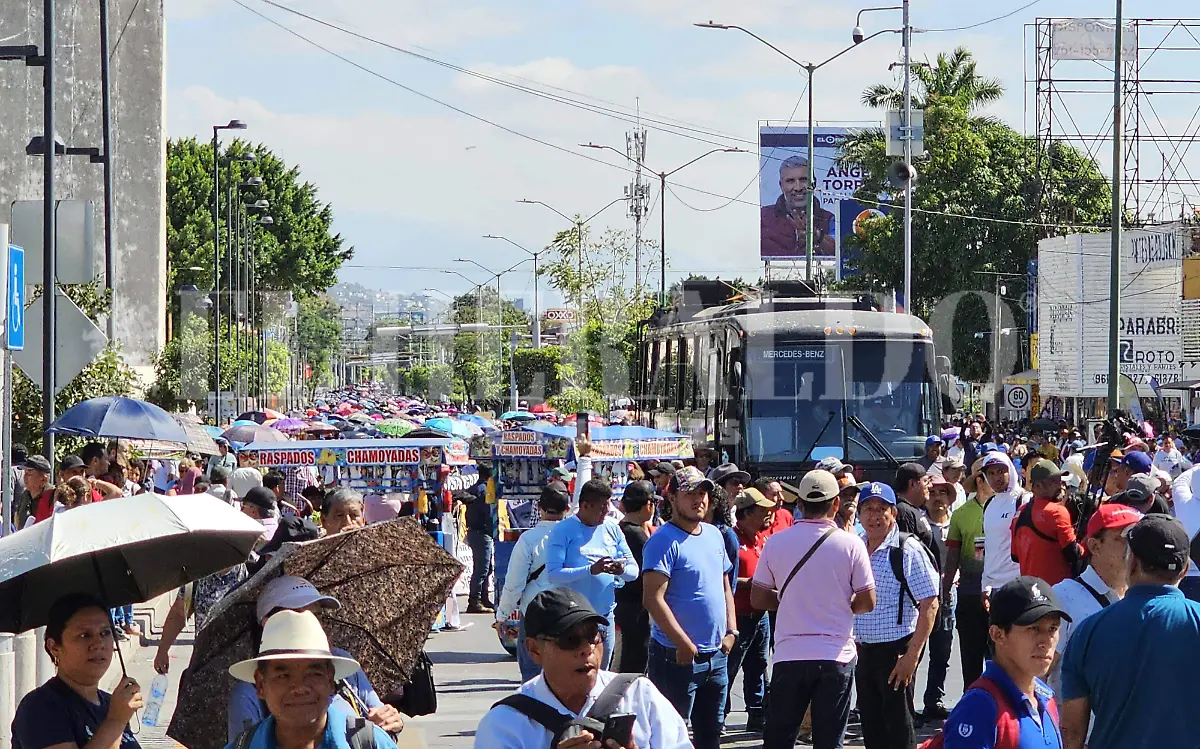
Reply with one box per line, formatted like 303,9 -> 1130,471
15,398 -> 1200,749
480,416 -> 1200,749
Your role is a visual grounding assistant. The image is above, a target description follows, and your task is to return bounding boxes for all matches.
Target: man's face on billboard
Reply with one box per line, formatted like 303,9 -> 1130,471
779,166 -> 808,211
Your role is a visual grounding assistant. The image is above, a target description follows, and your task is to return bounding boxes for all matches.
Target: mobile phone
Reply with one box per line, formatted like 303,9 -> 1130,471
602,713 -> 636,747
576,412 -> 589,440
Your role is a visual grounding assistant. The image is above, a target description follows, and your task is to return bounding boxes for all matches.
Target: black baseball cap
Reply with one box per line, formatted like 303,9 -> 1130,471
989,576 -> 1073,628
1127,514 -> 1190,572
648,461 -> 676,477
58,455 -> 85,472
23,455 -> 52,474
241,486 -> 278,513
523,588 -> 608,639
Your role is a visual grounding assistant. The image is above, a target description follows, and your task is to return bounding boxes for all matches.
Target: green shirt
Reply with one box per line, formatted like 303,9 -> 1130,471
946,497 -> 985,595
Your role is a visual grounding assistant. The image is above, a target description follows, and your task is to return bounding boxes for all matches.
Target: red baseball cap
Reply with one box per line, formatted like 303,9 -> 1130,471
1086,503 -> 1143,539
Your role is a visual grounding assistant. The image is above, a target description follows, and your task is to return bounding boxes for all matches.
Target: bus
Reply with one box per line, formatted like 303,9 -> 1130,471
635,281 -> 960,485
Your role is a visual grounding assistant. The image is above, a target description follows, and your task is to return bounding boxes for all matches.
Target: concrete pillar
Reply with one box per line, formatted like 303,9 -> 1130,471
13,631 -> 36,701
0,634 -> 14,749
34,628 -> 53,685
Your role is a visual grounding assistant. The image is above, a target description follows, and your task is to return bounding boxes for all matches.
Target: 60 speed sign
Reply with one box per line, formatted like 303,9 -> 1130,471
1004,384 -> 1031,411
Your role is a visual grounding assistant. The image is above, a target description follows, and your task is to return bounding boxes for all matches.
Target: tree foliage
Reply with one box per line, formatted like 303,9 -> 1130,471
512,346 -> 564,401
836,47 -> 1111,380
548,387 -> 608,415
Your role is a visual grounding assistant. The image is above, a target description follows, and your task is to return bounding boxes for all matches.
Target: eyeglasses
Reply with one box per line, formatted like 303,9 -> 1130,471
539,625 -> 602,651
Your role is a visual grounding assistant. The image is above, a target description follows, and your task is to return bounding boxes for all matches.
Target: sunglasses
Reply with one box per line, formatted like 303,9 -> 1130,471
539,624 -> 602,651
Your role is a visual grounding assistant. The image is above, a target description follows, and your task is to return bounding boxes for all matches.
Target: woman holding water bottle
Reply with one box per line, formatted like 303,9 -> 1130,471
12,593 -> 143,749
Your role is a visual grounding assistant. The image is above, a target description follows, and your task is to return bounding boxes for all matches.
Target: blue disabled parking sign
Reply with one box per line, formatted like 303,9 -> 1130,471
7,244 -> 25,351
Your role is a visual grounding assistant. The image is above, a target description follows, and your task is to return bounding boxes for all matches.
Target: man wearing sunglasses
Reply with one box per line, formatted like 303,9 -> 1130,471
475,587 -> 690,749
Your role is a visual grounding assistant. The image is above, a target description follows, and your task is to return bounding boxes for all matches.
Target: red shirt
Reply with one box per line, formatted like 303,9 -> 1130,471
765,504 -> 795,537
31,489 -> 56,523
1009,495 -> 1078,586
734,525 -> 766,615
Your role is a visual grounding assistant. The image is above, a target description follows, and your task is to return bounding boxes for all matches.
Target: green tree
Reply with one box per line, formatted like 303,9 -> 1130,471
296,295 -> 342,393
166,137 -> 351,335
538,226 -> 658,400
861,47 -> 1003,118
837,49 -> 1111,380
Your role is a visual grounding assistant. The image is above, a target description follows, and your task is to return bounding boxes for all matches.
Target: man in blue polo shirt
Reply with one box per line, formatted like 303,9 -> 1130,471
1059,514 -> 1200,749
942,576 -> 1068,748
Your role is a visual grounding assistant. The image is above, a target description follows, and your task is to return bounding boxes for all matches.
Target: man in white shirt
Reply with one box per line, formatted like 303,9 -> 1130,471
495,483 -> 570,682
980,452 -> 1026,598
1049,503 -> 1140,692
475,588 -> 691,749
1170,465 -> 1200,602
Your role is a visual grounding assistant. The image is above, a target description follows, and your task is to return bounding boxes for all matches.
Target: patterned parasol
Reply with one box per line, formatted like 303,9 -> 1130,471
167,519 -> 463,749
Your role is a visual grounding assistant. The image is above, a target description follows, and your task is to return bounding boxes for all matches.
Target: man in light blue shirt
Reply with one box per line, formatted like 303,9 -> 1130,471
544,478 -> 638,669
495,483 -> 571,681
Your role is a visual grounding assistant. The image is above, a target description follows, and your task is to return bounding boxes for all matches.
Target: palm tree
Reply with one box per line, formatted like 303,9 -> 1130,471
860,47 -> 1003,115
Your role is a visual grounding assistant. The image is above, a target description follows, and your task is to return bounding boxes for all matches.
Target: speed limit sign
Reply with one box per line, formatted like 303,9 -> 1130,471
1004,384 -> 1031,411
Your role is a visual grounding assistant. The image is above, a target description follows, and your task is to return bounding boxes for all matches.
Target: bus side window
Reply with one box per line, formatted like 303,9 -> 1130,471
696,335 -> 709,412
648,340 -> 663,410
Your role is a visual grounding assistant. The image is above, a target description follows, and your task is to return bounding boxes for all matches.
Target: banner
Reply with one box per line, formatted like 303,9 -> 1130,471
759,125 -> 868,270
243,437 -> 473,468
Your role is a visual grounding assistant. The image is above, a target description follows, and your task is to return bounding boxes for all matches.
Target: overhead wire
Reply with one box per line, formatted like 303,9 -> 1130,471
923,0 -> 1045,33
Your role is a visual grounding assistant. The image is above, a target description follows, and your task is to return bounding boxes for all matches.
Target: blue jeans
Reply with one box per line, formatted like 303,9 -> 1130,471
466,530 -> 493,605
600,621 -> 615,671
923,608 -> 955,710
647,639 -> 728,749
763,659 -> 856,749
111,605 -> 133,628
516,618 -> 540,683
725,611 -> 770,721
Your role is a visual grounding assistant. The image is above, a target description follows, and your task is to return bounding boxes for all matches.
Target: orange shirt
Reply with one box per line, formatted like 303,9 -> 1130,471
1009,495 -> 1077,586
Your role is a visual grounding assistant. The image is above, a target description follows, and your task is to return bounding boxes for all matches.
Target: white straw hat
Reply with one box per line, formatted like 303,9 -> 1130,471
229,610 -> 359,683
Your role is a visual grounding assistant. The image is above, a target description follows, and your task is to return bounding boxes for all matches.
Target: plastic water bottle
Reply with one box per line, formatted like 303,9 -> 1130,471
141,674 -> 169,727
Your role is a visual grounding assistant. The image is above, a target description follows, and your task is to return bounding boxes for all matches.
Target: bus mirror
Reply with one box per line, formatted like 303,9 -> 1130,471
940,374 -> 964,415
935,355 -> 952,379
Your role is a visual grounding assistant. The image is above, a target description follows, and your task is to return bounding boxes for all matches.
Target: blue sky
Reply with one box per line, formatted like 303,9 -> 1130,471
165,0 -> 1200,307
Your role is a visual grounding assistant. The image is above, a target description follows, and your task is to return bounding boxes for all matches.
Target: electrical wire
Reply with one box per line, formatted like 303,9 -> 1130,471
924,0 -> 1045,33
248,0 -> 761,150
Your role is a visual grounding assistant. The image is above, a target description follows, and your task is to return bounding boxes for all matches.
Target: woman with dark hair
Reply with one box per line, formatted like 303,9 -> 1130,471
705,484 -> 740,593
13,593 -> 142,749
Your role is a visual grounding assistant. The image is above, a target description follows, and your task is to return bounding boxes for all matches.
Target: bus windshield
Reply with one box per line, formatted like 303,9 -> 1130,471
744,340 -> 938,464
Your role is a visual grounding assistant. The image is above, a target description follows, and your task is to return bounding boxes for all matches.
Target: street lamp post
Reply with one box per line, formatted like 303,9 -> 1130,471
211,119 -> 247,425
516,197 -> 628,311
697,18 -> 901,284
455,258 -> 530,401
579,145 -> 745,303
484,235 -> 546,348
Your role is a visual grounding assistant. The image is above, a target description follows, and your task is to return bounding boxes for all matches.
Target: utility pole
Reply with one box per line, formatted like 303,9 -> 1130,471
626,111 -> 649,292
1108,1 -> 1123,411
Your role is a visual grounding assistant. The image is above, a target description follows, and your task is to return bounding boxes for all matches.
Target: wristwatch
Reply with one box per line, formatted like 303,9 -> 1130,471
726,629 -> 740,639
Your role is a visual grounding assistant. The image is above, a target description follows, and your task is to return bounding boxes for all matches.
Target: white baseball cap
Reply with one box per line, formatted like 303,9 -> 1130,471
256,575 -> 341,622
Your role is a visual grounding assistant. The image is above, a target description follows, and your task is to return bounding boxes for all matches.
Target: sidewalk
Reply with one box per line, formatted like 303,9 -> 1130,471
102,600 -> 193,749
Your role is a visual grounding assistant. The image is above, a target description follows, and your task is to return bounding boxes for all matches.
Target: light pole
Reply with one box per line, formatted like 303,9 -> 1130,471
697,16 -> 902,284
1108,1 -> 1124,410
440,270 -> 487,324
211,119 -> 247,425
454,258 -> 530,400
579,144 -> 745,303
484,235 -> 546,348
516,197 -> 628,310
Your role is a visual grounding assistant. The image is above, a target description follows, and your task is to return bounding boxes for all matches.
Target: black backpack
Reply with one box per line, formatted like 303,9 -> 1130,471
493,673 -> 640,748
233,714 -> 376,749
387,650 -> 437,717
888,532 -> 939,625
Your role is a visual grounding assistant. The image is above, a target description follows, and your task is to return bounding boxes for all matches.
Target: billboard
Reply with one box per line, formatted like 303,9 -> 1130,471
1050,19 -> 1137,61
1037,227 -> 1183,398
758,125 -> 871,274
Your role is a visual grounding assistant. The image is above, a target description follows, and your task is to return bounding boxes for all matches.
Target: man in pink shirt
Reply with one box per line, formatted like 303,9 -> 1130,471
751,469 -> 876,749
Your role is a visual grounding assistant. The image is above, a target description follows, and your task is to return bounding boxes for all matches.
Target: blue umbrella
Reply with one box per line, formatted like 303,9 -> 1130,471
424,417 -> 474,438
500,411 -> 537,422
47,396 -> 189,443
458,413 -> 499,432
202,425 -> 225,438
